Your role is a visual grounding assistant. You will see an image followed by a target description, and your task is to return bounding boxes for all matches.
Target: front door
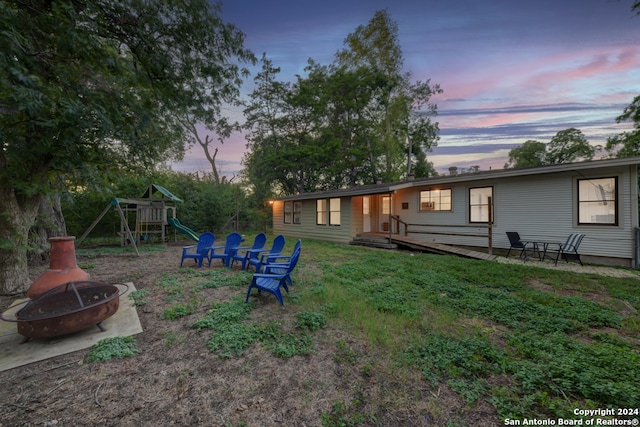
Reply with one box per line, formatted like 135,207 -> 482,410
381,195 -> 391,232
363,196 -> 371,232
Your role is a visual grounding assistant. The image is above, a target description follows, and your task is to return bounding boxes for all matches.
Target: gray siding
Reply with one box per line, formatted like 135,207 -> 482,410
272,198 -> 354,244
271,161 -> 639,266
393,165 -> 637,262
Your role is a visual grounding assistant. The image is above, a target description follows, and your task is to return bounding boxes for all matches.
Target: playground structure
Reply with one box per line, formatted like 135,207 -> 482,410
77,184 -> 194,255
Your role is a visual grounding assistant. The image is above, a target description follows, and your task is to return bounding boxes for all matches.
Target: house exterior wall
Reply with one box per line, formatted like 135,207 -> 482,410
271,160 -> 639,267
393,165 -> 638,265
272,198 -> 355,244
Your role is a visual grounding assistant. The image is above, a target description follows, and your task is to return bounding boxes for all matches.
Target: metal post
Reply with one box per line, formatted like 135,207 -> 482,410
488,196 -> 493,255
388,193 -> 392,243
635,227 -> 640,268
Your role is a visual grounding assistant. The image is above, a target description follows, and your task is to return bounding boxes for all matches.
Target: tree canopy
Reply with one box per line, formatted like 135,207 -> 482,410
505,128 -> 597,169
605,95 -> 640,157
242,10 -> 442,198
504,140 -> 547,169
0,0 -> 253,294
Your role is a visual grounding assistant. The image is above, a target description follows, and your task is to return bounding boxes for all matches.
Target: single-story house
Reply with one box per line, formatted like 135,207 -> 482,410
271,156 -> 640,267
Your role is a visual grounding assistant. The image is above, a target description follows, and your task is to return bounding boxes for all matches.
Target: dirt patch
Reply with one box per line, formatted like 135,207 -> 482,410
0,243 -> 498,427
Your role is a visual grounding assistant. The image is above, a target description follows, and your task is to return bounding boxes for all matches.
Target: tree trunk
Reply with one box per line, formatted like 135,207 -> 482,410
28,193 -> 68,265
0,184 -> 41,295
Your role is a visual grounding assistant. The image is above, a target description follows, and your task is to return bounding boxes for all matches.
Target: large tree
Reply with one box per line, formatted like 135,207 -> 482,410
605,95 -> 640,157
545,128 -> 596,164
0,0 -> 253,294
504,140 -> 547,168
505,129 -> 596,169
605,3 -> 639,158
243,10 -> 441,196
336,9 -> 442,183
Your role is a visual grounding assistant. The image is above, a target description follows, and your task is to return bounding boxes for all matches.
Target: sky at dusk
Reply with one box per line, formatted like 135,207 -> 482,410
173,0 -> 640,177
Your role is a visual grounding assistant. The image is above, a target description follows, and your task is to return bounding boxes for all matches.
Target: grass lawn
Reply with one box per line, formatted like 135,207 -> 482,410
78,237 -> 640,425
284,239 -> 640,422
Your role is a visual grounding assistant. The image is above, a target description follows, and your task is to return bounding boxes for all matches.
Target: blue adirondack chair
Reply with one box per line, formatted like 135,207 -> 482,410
180,232 -> 215,268
262,240 -> 302,287
231,233 -> 267,270
208,232 -> 243,267
245,247 -> 301,307
247,234 -> 286,272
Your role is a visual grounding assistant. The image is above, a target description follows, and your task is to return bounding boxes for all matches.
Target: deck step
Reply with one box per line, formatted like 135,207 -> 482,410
350,235 -> 398,249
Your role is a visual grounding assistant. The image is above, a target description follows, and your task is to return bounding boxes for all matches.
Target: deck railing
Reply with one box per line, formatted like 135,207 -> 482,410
389,197 -> 494,254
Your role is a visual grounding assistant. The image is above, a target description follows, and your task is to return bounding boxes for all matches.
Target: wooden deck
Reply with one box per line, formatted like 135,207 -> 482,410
352,233 -> 497,261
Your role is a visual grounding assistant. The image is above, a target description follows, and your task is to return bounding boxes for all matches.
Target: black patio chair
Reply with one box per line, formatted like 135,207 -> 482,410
506,232 -> 533,259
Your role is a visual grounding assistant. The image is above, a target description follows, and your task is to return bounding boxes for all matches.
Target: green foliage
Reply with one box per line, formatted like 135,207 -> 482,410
162,303 -> 196,320
505,140 -> 547,168
508,331 -> 640,407
505,128 -> 596,169
295,239 -> 640,421
156,273 -> 183,297
334,340 -> 357,365
189,296 -> 318,359
447,378 -> 489,405
63,172 -> 268,239
207,323 -> 258,358
606,95 -> 640,158
295,311 -> 327,331
129,289 -> 149,306
86,336 -> 141,362
321,400 -> 365,427
0,0 -> 255,292
196,270 -> 254,290
243,11 -> 442,195
255,322 -> 315,358
545,128 -> 596,164
402,333 -> 505,384
191,299 -> 252,331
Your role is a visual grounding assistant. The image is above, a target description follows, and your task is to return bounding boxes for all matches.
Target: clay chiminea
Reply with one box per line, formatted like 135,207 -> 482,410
27,236 -> 90,299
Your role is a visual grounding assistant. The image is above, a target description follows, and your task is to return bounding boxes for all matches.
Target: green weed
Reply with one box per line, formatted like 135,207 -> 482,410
162,301 -> 197,320
295,310 -> 327,331
334,340 -> 357,365
129,288 -> 149,306
191,299 -> 252,331
207,323 -> 258,358
86,336 -> 141,362
321,400 -> 365,427
78,262 -> 96,269
156,273 -> 183,296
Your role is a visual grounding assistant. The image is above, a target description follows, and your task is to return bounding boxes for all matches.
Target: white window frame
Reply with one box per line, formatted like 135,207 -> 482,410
316,199 -> 327,225
284,201 -> 292,224
577,177 -> 617,226
329,198 -> 341,226
469,187 -> 493,223
420,188 -> 452,212
293,201 -> 302,224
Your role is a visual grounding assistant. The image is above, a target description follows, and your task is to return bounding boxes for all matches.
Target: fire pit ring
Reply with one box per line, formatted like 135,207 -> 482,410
0,281 -> 129,342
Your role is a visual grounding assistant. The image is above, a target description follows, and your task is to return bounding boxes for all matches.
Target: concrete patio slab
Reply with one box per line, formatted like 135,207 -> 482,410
0,283 -> 142,372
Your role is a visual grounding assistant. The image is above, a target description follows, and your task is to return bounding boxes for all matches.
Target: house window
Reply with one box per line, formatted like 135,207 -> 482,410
382,196 -> 391,215
578,177 -> 617,225
293,202 -> 302,224
420,188 -> 452,211
284,201 -> 292,224
469,187 -> 493,223
329,198 -> 341,225
316,200 -> 327,225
